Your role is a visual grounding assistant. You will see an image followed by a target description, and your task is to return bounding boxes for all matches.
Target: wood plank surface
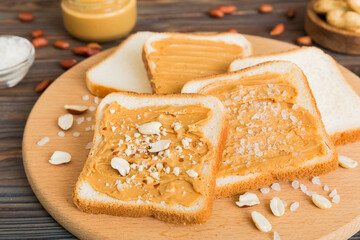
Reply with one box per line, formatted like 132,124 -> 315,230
1,0 -> 360,239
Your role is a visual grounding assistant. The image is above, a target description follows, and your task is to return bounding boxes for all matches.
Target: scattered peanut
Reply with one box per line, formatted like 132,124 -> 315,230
72,46 -> 89,56
35,79 -> 51,93
49,151 -> 71,165
53,40 -> 70,49
296,36 -> 312,45
227,28 -> 238,33
338,155 -> 358,168
31,29 -> 44,38
209,8 -> 224,18
64,105 -> 88,115
18,12 -> 34,22
270,23 -> 284,35
251,211 -> 272,232
287,8 -> 296,19
32,37 -> 49,48
217,5 -> 237,14
60,58 -> 77,70
58,114 -> 73,130
236,192 -> 260,207
312,194 -> 332,209
270,197 -> 285,216
258,4 -> 273,13
87,42 -> 102,50
86,48 -> 101,57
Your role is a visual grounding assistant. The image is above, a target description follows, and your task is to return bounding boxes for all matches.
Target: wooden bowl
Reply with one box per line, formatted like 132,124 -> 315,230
305,0 -> 360,55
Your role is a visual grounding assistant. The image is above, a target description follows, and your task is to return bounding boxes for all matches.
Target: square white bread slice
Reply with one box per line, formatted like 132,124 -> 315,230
229,47 -> 360,146
182,61 -> 337,198
142,32 -> 253,94
86,32 -> 155,97
73,92 -> 228,224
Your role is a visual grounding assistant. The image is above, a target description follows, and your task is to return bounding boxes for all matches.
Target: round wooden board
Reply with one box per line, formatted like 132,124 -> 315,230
23,35 -> 360,240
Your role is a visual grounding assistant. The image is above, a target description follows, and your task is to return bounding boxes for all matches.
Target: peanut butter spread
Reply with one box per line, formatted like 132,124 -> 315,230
81,102 -> 215,207
147,37 -> 245,94
199,72 -> 326,178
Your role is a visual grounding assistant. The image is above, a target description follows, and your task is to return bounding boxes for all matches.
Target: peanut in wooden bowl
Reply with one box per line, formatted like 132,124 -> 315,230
305,0 -> 360,55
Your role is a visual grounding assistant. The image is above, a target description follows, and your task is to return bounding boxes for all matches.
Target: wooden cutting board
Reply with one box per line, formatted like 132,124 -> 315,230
22,35 -> 360,240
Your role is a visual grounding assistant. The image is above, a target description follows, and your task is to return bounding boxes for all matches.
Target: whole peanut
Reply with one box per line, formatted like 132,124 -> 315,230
60,58 -> 78,70
217,5 -> 237,14
209,8 -> 224,18
53,40 -> 70,49
32,37 -> 49,48
31,29 -> 43,38
227,28 -> 238,33
72,46 -> 89,56
35,79 -> 51,93
18,12 -> 34,22
258,4 -> 273,13
296,36 -> 312,45
270,23 -> 284,35
287,8 -> 296,19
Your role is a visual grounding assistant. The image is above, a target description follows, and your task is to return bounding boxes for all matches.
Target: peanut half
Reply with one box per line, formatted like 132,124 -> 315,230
64,105 -> 88,115
149,140 -> 171,153
49,151 -> 71,165
111,157 -> 130,176
251,211 -> 272,232
236,192 -> 260,207
312,194 -> 332,209
338,155 -> 358,168
270,197 -> 285,216
58,114 -> 73,130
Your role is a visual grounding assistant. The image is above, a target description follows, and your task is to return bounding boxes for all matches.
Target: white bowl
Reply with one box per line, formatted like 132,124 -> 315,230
0,35 -> 35,88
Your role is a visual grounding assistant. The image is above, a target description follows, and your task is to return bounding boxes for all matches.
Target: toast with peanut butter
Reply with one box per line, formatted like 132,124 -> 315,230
229,47 -> 360,146
73,92 -> 228,224
142,32 -> 253,94
182,61 -> 337,198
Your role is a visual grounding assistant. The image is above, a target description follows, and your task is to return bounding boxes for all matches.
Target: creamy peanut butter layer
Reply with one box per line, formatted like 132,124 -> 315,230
81,102 -> 215,207
199,72 -> 326,178
147,37 -> 244,93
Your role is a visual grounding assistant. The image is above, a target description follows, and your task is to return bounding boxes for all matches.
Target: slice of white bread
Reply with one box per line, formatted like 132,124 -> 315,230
182,61 -> 337,198
142,32 -> 253,94
86,32 -> 155,97
73,92 -> 228,224
229,47 -> 360,146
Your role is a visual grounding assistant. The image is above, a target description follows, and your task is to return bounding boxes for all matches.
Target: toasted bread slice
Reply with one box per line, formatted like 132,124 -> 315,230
182,61 -> 337,198
73,92 -> 228,224
86,32 -> 155,97
142,32 -> 253,94
229,47 -> 360,146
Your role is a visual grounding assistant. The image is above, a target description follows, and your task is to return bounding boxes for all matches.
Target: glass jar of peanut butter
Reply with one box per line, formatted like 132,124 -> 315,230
61,0 -> 137,42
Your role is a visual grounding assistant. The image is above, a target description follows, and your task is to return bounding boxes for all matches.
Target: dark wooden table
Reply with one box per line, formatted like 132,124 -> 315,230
0,0 -> 359,239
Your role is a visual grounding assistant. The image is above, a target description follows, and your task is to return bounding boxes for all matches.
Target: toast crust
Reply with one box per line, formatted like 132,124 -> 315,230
229,46 -> 360,146
215,151 -> 338,197
73,92 -> 229,224
182,61 -> 338,198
